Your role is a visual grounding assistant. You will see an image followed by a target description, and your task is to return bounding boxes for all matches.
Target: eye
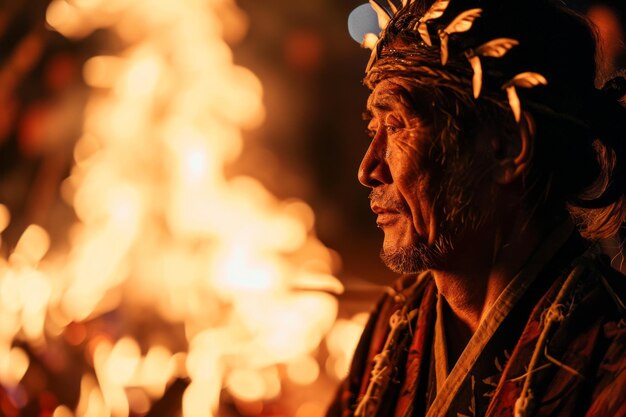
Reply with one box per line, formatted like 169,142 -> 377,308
385,125 -> 400,134
384,115 -> 403,135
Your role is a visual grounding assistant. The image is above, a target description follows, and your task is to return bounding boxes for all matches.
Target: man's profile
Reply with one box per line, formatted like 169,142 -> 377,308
328,0 -> 626,416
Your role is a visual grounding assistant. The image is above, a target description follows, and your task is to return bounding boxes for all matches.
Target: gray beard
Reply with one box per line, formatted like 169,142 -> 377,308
380,233 -> 454,273
374,148 -> 497,274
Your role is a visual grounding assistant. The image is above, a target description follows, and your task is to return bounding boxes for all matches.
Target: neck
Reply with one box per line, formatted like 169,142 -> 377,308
431,211 -> 544,336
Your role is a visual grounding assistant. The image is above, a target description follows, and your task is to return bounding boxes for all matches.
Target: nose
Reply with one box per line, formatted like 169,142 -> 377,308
358,133 -> 390,188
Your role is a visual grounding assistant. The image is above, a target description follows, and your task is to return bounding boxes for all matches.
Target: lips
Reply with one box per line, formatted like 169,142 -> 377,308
368,189 -> 404,214
370,204 -> 398,215
370,204 -> 401,228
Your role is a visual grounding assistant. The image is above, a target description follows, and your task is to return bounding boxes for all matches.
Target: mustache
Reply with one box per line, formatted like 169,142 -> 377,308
369,189 -> 406,212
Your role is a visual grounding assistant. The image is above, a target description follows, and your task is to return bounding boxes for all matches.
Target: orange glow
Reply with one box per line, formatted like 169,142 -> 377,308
295,401 -> 327,417
103,337 -> 141,385
137,345 -> 175,398
0,0 -> 353,415
182,381 -> 220,417
52,405 -> 74,417
286,355 -> 320,386
226,368 -> 267,402
0,347 -> 29,387
0,205 -> 10,233
46,1 -> 84,39
83,56 -> 123,89
12,224 -> 50,264
325,314 -> 369,379
126,389 -> 151,415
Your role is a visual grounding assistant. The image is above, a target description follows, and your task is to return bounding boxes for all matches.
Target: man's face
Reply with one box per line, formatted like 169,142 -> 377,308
359,78 -> 493,273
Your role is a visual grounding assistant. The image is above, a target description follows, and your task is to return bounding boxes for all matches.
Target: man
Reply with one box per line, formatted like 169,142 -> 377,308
328,0 -> 626,416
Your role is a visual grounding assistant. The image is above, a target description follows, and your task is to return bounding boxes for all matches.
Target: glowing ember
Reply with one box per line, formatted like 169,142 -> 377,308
0,0 -> 349,415
325,313 -> 369,380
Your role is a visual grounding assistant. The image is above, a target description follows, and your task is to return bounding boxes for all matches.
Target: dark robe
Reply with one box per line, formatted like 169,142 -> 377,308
327,225 -> 626,417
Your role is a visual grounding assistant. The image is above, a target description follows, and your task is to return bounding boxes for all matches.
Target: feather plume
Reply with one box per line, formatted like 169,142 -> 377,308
507,72 -> 548,88
369,0 -> 392,30
438,9 -> 482,65
506,86 -> 521,122
362,33 -> 379,50
502,72 -> 548,122
415,0 -> 451,47
421,0 -> 450,21
443,8 -> 482,34
439,31 -> 449,65
387,0 -> 398,14
418,23 -> 433,46
475,38 -> 519,58
366,45 -> 379,72
467,54 -> 482,98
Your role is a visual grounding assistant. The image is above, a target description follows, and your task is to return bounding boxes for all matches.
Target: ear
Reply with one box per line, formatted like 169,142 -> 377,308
492,111 -> 535,185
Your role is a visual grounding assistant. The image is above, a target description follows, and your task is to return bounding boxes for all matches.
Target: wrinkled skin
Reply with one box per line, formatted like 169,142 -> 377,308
359,78 -> 495,273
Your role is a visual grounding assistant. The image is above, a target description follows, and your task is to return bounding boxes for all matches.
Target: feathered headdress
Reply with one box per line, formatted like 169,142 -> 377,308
348,0 -> 549,122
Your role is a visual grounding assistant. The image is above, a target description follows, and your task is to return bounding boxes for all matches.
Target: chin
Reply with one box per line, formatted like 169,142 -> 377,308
380,234 -> 453,273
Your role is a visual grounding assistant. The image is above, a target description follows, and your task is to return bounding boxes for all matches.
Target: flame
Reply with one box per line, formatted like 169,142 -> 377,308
325,313 -> 369,380
0,346 -> 29,387
286,355 -> 321,386
0,0 -> 358,415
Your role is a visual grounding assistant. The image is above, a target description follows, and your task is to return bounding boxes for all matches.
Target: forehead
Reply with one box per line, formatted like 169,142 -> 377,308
367,79 -> 411,112
366,78 -> 432,118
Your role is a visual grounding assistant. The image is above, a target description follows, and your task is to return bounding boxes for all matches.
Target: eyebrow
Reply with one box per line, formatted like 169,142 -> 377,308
364,94 -> 400,124
368,87 -> 435,126
368,95 -> 395,113
364,102 -> 392,124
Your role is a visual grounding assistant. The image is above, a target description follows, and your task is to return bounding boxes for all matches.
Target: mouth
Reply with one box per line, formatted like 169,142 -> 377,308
371,204 -> 400,226
371,204 -> 397,214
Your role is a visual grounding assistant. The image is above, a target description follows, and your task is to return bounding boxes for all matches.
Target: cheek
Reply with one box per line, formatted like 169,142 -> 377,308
397,170 -> 436,221
389,144 -> 439,236
391,139 -> 437,201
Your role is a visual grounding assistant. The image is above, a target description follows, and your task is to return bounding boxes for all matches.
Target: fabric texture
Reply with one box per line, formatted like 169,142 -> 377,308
326,231 -> 626,417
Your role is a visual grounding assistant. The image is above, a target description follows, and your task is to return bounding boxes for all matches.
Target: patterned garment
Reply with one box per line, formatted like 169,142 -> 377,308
326,227 -> 626,417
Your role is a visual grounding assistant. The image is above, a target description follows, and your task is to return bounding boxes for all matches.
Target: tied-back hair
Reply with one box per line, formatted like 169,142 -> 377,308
565,71 -> 626,239
365,0 -> 626,240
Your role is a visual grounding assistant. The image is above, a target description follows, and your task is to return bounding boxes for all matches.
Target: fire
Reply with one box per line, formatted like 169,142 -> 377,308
0,0 -> 367,415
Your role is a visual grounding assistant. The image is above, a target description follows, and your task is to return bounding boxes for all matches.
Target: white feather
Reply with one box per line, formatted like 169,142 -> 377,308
443,8 -> 482,34
475,38 -> 519,58
421,0 -> 450,22
369,0 -> 391,30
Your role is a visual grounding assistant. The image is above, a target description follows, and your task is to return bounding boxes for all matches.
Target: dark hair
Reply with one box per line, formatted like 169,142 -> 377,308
365,0 -> 626,239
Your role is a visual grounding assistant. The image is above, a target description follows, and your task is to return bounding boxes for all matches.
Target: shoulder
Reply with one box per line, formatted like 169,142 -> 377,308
585,251 -> 626,319
579,254 -> 626,416
328,272 -> 435,416
583,319 -> 626,417
596,254 -> 626,315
